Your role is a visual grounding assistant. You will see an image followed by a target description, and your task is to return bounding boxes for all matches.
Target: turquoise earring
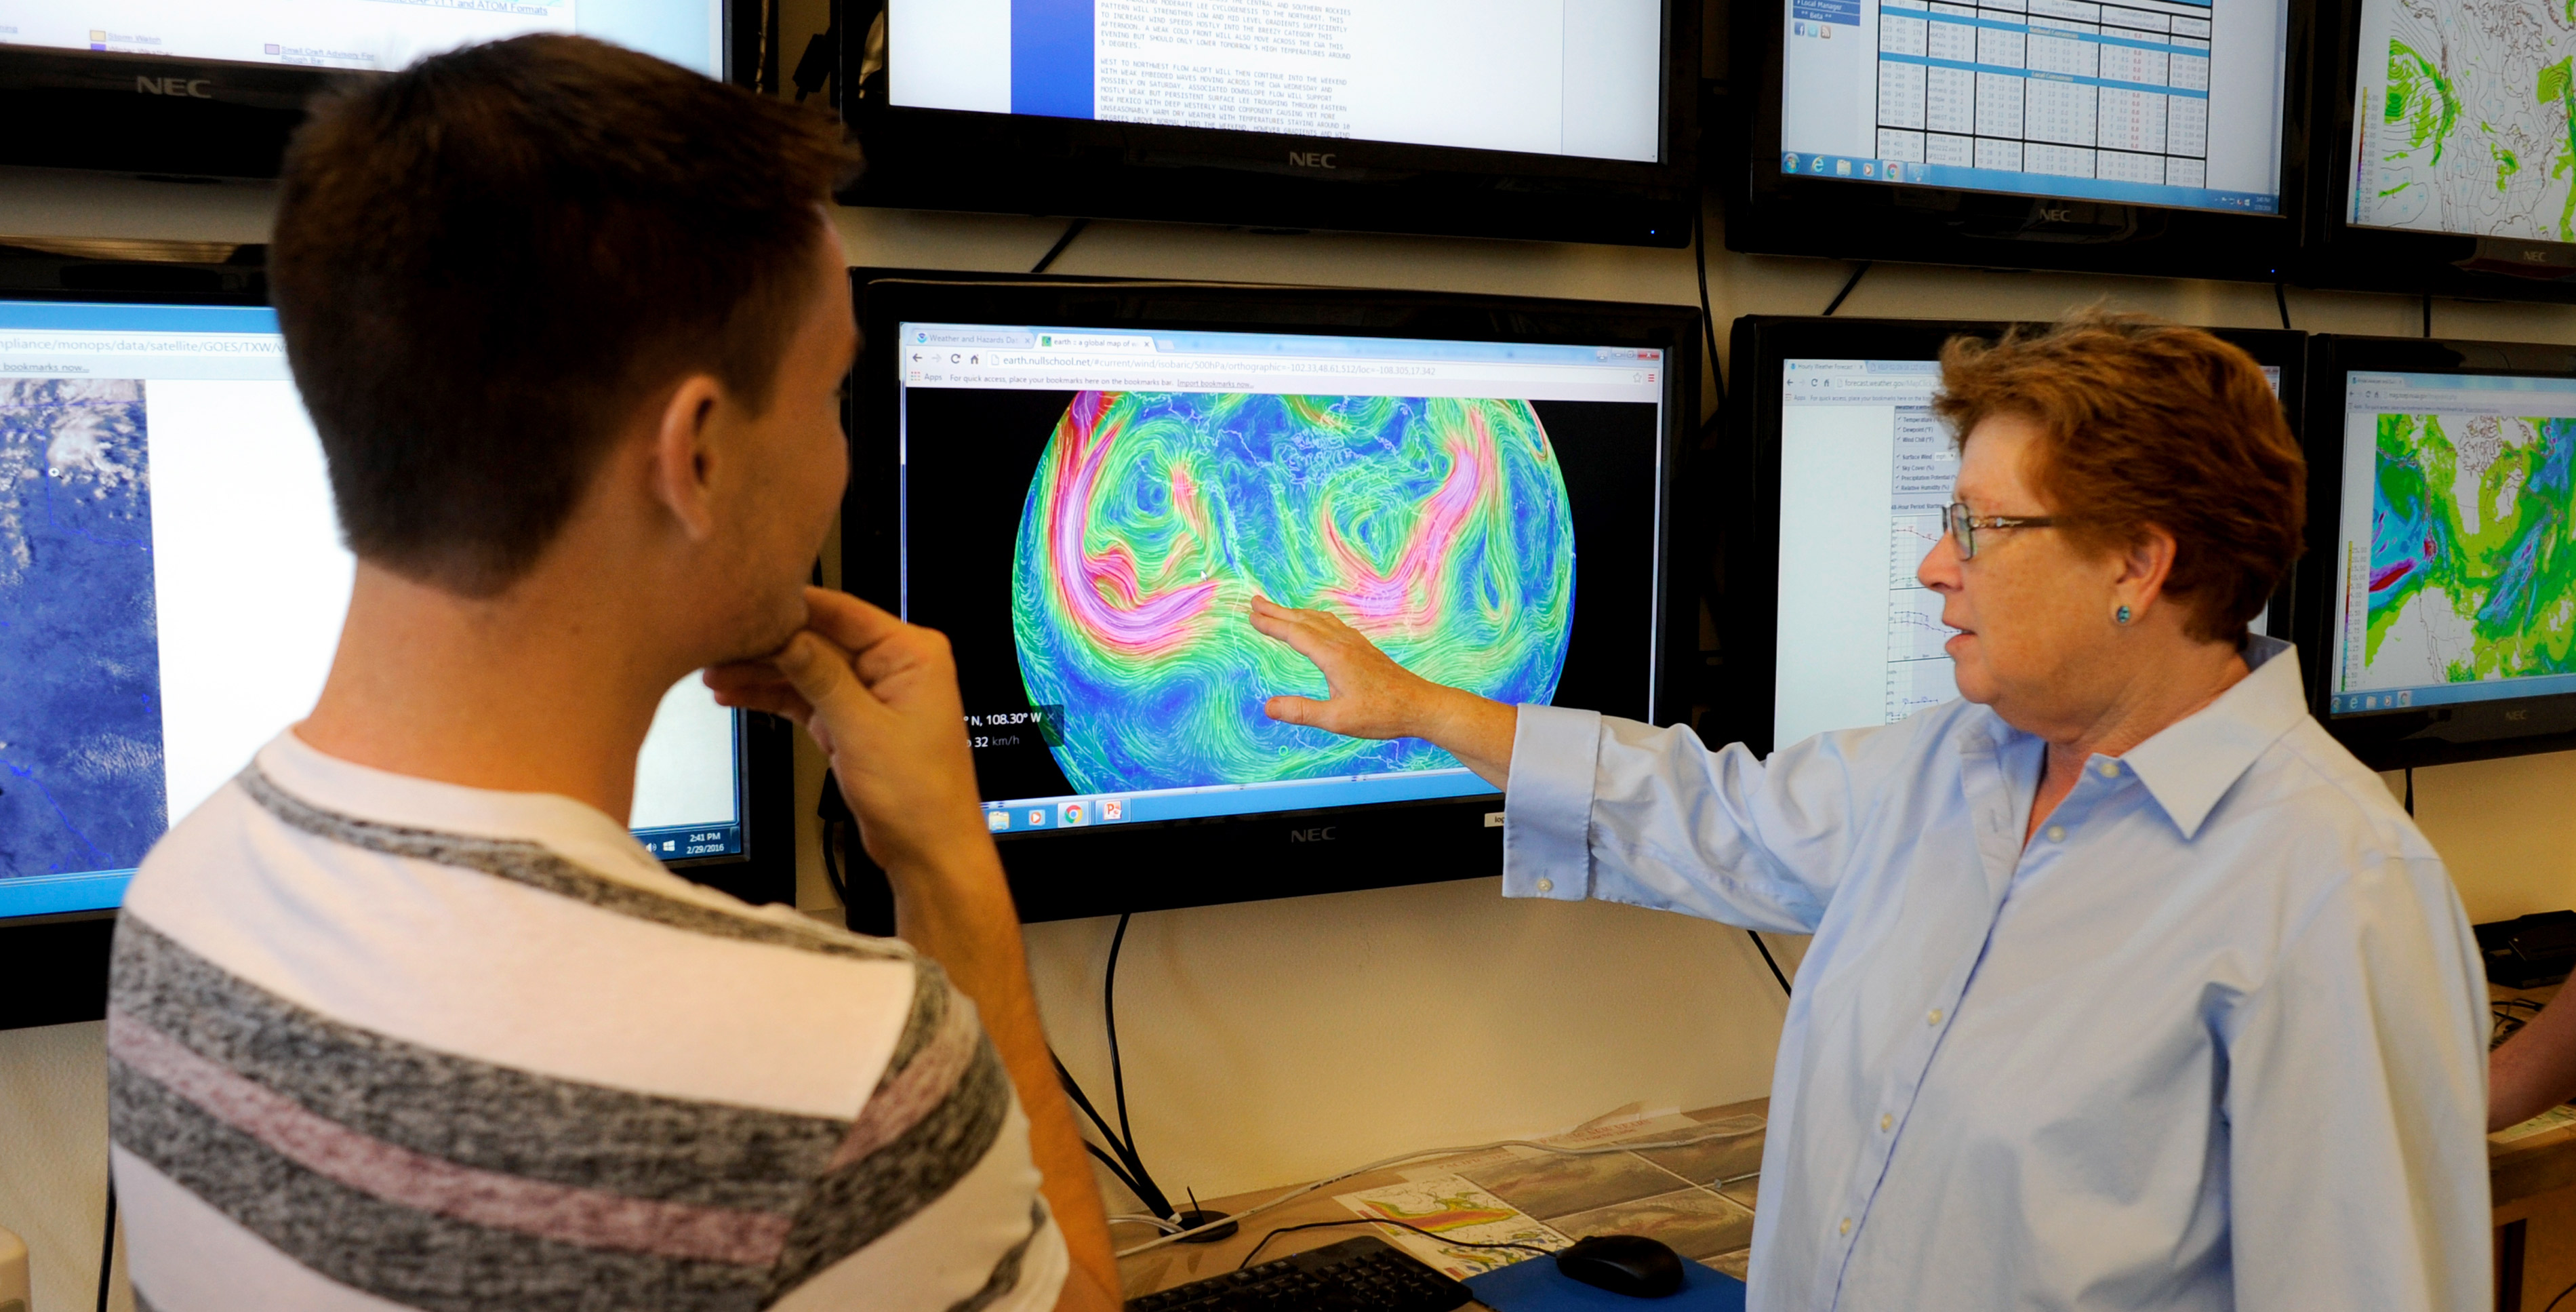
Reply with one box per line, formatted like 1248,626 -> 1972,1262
2115,605 -> 2133,625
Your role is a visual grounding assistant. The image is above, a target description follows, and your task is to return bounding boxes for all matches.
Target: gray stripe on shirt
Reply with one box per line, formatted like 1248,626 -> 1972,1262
110,916 -> 849,1214
235,764 -> 908,964
110,1066 -> 772,1312
763,979 -> 1013,1299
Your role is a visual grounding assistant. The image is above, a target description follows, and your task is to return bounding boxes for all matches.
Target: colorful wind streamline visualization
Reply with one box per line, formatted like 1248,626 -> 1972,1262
1011,391 -> 1576,795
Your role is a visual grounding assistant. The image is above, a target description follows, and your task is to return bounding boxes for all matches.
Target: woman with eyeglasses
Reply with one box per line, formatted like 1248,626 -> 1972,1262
1249,311 -> 2489,1312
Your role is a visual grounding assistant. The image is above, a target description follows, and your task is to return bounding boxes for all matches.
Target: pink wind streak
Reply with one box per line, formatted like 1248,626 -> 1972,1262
1320,411 -> 1500,635
1047,392 -> 1218,660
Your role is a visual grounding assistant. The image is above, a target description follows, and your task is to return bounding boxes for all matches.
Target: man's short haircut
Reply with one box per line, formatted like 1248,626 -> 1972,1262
1933,310 -> 2306,643
271,34 -> 853,595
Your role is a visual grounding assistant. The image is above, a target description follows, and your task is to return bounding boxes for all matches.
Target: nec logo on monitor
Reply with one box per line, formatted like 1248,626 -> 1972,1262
1287,151 -> 1337,170
136,77 -> 213,98
1287,827 -> 1339,843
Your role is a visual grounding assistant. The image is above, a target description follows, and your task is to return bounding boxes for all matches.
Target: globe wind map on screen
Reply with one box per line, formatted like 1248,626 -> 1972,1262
1010,390 -> 1577,795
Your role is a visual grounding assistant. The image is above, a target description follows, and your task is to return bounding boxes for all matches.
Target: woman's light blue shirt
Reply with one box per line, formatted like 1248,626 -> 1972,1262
1502,638 -> 2489,1311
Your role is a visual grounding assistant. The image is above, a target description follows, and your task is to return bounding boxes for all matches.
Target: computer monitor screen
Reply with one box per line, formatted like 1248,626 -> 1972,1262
0,0 -> 725,77
1749,321 -> 2292,752
893,319 -> 1668,846
2341,0 -> 2569,242
0,300 -> 746,923
1774,0 -> 2289,214
885,0 -> 1665,163
2323,370 -> 2576,715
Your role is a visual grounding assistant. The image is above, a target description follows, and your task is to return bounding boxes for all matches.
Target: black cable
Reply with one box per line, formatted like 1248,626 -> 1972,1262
95,1176 -> 117,1312
1081,1138 -> 1150,1200
1693,204 -> 1727,416
2544,1273 -> 2576,1312
1030,218 -> 1090,275
1053,1050 -> 1144,1178
1106,911 -> 1173,1216
1822,261 -> 1872,317
1748,931 -> 1792,997
2403,766 -> 2415,816
2273,282 -> 2291,332
1237,1218 -> 1555,1271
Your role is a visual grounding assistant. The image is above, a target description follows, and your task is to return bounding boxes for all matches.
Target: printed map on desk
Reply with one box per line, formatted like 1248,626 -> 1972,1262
1333,1110 -> 1766,1279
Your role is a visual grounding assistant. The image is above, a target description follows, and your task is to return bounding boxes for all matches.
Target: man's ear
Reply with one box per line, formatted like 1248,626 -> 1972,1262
650,374 -> 726,541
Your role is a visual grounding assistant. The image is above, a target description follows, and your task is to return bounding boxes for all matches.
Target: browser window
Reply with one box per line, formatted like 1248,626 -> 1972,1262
0,301 -> 742,920
896,321 -> 1667,835
2329,371 -> 2576,715
888,0 -> 1665,163
1775,0 -> 2289,214
0,1 -> 723,75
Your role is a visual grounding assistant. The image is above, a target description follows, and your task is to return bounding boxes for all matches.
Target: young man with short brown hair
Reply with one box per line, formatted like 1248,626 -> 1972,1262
105,34 -> 1118,1311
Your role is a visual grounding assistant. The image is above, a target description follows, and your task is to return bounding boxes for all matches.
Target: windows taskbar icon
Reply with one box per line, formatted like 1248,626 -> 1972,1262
984,797 -> 1131,832
1786,152 -> 1901,182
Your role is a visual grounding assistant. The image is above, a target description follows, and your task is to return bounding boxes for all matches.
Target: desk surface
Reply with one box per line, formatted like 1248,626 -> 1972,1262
1116,1100 -> 1769,1298
1123,983 -> 2576,1298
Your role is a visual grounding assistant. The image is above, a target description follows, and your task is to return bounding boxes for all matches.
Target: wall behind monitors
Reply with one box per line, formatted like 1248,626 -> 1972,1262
2299,335 -> 2576,766
846,273 -> 1693,921
2300,0 -> 2576,300
1725,316 -> 2305,756
837,1 -> 1700,247
1726,0 -> 2310,279
0,1 -> 747,178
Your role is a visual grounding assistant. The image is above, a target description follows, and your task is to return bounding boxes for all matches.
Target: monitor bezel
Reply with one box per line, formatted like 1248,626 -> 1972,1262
2293,0 -> 2576,304
832,1 -> 1700,248
1723,0 -> 2315,281
1722,315 -> 2310,759
0,251 -> 795,1029
2293,333 -> 2576,769
843,269 -> 1697,923
0,6 -> 754,180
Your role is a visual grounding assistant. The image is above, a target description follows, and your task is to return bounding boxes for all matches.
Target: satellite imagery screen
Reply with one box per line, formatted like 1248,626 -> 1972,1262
0,378 -> 167,881
2358,408 -> 2576,690
2350,0 -> 2576,240
1010,391 -> 1578,795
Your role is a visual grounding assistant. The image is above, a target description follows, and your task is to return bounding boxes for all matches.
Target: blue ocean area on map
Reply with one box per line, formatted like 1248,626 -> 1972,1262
0,378 -> 166,879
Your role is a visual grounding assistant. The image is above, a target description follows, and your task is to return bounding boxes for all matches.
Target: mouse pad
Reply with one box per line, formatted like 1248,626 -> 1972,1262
1464,1256 -> 1746,1311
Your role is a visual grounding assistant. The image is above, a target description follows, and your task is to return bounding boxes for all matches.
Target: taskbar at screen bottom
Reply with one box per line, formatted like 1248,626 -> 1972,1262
634,822 -> 745,861
1,821 -> 745,922
1779,153 -> 2278,215
0,869 -> 133,921
986,768 -> 1500,835
2329,671 -> 2576,715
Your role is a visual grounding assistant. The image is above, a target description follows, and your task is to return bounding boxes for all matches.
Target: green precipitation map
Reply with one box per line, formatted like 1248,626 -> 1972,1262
2364,4 -> 2576,241
2364,413 -> 2576,687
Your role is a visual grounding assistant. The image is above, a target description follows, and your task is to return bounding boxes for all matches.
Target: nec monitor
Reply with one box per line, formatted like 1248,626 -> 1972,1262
0,1 -> 746,178
847,275 -> 1692,921
0,294 -> 793,1024
2297,334 -> 2576,766
1728,0 -> 2307,280
2301,0 -> 2576,300
837,1 -> 1699,247
1724,315 -> 2306,756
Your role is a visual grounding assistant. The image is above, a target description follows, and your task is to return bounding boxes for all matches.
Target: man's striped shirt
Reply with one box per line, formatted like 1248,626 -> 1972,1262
107,730 -> 1066,1311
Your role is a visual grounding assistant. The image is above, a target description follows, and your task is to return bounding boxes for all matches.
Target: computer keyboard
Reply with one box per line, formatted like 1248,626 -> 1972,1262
1128,1235 -> 1476,1312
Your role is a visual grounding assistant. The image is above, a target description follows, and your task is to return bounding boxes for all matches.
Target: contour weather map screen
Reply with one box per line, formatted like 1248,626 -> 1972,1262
2329,371 -> 2576,715
897,324 -> 1664,835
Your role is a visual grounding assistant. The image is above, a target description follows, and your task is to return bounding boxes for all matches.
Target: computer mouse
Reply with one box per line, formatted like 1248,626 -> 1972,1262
1554,1233 -> 1686,1298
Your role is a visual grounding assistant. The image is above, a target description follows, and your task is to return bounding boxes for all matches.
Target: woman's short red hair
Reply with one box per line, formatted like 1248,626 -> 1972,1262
1932,311 -> 2305,642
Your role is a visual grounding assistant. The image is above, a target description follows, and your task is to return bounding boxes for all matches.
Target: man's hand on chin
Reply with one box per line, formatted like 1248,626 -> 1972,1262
702,586 -> 991,881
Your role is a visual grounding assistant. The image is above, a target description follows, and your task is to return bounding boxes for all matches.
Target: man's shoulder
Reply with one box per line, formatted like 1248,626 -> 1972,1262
120,759 -> 929,1120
